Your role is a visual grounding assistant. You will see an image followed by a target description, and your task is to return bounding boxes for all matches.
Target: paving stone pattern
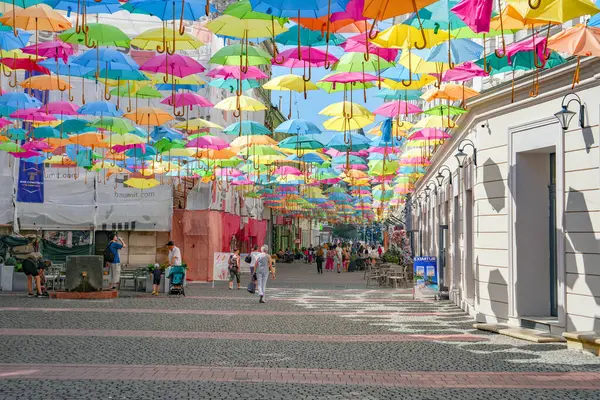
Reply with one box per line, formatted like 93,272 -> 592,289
0,262 -> 599,400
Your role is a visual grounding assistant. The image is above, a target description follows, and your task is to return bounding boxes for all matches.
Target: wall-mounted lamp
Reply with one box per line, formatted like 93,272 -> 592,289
554,93 -> 585,131
455,139 -> 477,168
435,165 -> 453,187
424,182 -> 437,197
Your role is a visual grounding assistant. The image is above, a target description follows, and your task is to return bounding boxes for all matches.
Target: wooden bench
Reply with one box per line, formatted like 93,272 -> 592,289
563,331 -> 600,356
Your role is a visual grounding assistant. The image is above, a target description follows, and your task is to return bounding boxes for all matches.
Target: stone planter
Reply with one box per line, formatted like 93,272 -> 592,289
146,273 -> 166,293
0,264 -> 12,291
12,272 -> 29,292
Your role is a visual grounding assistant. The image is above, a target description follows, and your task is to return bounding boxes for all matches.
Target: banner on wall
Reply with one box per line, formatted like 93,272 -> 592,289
16,161 -> 44,203
413,256 -> 438,291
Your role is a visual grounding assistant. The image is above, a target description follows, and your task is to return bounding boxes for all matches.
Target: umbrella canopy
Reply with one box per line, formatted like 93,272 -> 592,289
275,119 -> 322,135
124,108 -> 174,126
131,27 -> 203,51
223,121 -> 272,135
140,54 -> 205,77
0,4 -> 71,32
249,0 -> 352,18
214,95 -> 267,112
59,23 -> 130,48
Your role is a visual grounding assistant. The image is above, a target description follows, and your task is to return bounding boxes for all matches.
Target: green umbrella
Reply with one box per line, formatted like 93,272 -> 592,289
59,23 -> 130,48
332,53 -> 394,73
0,142 -> 23,152
55,120 -> 94,134
89,117 -> 134,134
209,78 -> 260,92
278,136 -> 325,150
223,0 -> 287,23
209,44 -> 272,68
317,76 -> 375,94
32,126 -> 61,139
422,105 -> 468,116
154,138 -> 186,153
110,85 -> 162,99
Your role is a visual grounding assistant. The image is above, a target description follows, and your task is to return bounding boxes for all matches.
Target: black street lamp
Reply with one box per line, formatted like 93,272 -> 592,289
455,139 -> 477,168
554,93 -> 585,131
435,165 -> 453,187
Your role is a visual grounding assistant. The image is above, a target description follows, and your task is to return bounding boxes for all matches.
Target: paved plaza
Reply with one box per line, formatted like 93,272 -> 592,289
0,262 -> 599,400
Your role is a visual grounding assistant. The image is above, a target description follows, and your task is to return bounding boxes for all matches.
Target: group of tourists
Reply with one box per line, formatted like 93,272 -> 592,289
228,244 -> 275,303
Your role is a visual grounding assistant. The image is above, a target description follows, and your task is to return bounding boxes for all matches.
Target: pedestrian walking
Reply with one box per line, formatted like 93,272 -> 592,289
106,234 -> 126,289
325,245 -> 334,271
228,249 -> 241,290
315,246 -> 324,274
335,244 -> 343,273
253,245 -> 274,303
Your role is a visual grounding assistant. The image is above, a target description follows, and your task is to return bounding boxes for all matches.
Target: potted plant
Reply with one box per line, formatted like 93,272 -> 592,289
11,260 -> 29,292
1,257 -> 15,292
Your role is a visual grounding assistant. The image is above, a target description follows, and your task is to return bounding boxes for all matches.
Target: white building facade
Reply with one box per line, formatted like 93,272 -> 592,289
410,56 -> 600,334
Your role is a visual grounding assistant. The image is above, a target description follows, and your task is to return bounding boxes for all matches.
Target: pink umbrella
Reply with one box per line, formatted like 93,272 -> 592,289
231,178 -> 253,186
23,140 -> 52,152
408,128 -> 451,141
206,66 -> 268,80
273,166 -> 302,175
333,163 -> 368,171
321,72 -> 380,83
21,41 -> 73,63
331,0 -> 367,22
112,144 -> 146,153
215,167 -> 243,177
373,101 -> 422,118
10,108 -> 56,122
341,33 -> 399,62
186,135 -> 229,150
275,47 -> 338,69
10,150 -> 40,158
451,0 -> 494,35
140,54 -> 205,79
0,117 -> 12,129
442,62 -> 488,82
506,35 -> 547,66
160,93 -> 213,116
44,101 -> 79,115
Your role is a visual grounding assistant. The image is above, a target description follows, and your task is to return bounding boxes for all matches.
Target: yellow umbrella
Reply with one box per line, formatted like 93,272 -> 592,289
323,115 -> 375,131
20,75 -> 70,91
145,73 -> 206,86
264,74 -> 319,117
230,135 -> 277,148
161,148 -> 195,157
524,0 -> 599,24
319,101 -> 373,118
214,95 -> 267,117
381,76 -> 436,90
103,133 -> 146,146
413,115 -> 460,130
206,14 -> 287,39
372,24 -> 448,49
123,178 -> 161,189
131,27 -> 203,53
342,169 -> 368,179
398,48 -> 451,74
174,118 -> 223,131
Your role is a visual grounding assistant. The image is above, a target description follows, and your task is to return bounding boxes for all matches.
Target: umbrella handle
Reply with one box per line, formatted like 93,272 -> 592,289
528,0 -> 541,9
296,10 -> 302,61
1,64 -> 11,78
233,109 -> 241,118
103,65 -> 111,101
205,0 -> 210,16
363,21 -> 371,61
11,2 -> 18,37
179,0 -> 186,35
494,0 -> 507,58
157,23 -> 167,53
401,48 -> 413,88
529,69 -> 540,98
272,18 -> 285,65
412,0 -> 427,50
8,72 -> 16,88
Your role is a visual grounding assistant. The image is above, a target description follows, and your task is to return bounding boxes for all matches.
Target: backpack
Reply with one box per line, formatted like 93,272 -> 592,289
104,244 -> 115,263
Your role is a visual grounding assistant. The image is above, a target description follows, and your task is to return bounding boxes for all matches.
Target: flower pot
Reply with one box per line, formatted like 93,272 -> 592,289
12,273 -> 29,292
0,264 -> 12,292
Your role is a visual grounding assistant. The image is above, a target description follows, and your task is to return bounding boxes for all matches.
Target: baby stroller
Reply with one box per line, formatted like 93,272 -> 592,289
167,266 -> 186,297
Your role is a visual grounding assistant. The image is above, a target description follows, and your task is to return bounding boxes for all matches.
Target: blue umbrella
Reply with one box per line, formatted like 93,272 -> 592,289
150,126 -> 184,142
130,126 -> 148,138
155,83 -> 204,91
326,132 -> 372,152
275,119 -> 322,135
368,152 -> 399,161
125,145 -> 157,159
381,65 -> 423,82
223,121 -> 272,136
249,0 -> 351,18
31,126 -> 61,139
72,48 -> 139,70
331,155 -> 366,165
43,0 -> 121,15
123,0 -> 207,28
414,39 -> 483,66
77,101 -> 122,117
0,26 -> 31,50
278,135 -> 325,150
209,78 -> 259,92
375,89 -> 423,101
39,59 -> 93,76
286,153 -> 327,164
7,127 -> 27,140
56,119 -> 94,134
275,24 -> 345,47
0,92 -> 42,109
66,145 -> 94,168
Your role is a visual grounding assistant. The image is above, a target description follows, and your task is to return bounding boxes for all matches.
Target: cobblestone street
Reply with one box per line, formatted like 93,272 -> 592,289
1,262 -> 599,400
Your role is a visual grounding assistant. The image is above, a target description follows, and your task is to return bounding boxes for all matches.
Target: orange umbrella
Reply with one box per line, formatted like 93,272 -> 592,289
548,23 -> 600,88
421,84 -> 480,102
46,137 -> 72,148
69,133 -> 109,148
20,74 -> 71,91
194,148 -> 236,160
293,16 -> 371,34
0,5 -> 71,60
124,107 -> 174,126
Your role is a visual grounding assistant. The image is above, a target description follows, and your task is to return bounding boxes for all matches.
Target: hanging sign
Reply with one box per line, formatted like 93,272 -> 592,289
16,160 -> 44,203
